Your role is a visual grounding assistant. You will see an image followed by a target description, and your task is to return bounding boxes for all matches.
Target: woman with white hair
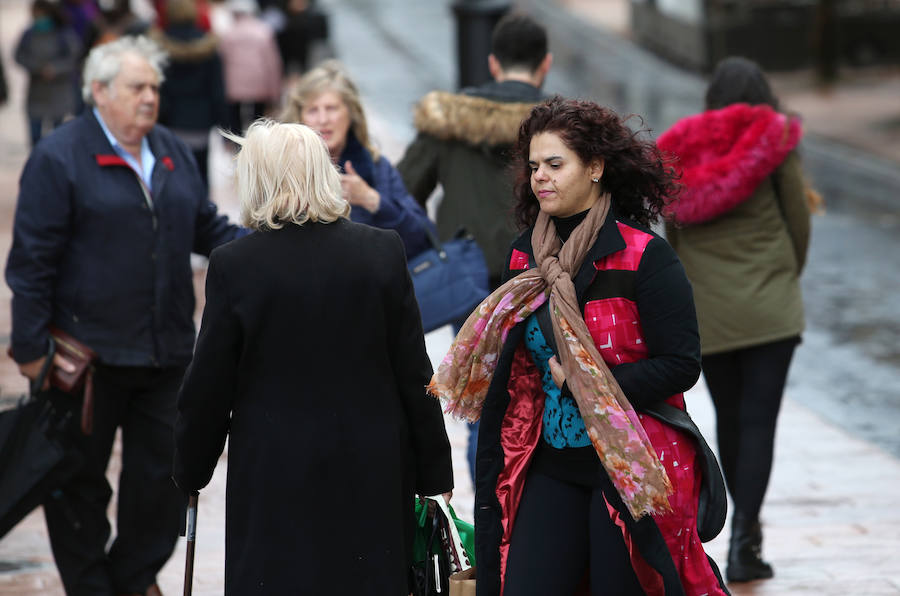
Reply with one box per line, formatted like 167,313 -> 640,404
283,60 -> 435,259
173,120 -> 454,595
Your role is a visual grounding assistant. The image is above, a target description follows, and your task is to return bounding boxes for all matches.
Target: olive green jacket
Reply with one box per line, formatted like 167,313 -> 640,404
666,152 -> 811,355
398,81 -> 542,284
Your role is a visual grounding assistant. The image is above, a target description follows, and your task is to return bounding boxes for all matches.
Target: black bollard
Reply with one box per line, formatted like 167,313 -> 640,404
450,0 -> 510,90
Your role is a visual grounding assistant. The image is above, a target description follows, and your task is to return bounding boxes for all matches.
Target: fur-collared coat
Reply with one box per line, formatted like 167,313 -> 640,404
658,103 -> 811,355
398,81 -> 543,284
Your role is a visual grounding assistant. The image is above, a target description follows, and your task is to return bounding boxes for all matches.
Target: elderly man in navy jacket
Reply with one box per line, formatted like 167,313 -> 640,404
5,35 -> 244,596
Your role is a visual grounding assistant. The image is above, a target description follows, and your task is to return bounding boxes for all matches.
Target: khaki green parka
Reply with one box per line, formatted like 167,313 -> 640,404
666,151 -> 810,355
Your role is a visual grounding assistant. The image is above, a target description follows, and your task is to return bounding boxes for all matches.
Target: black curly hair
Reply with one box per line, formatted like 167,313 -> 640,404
512,96 -> 679,229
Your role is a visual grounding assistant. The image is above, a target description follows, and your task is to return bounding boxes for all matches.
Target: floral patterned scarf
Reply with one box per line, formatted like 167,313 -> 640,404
428,196 -> 673,519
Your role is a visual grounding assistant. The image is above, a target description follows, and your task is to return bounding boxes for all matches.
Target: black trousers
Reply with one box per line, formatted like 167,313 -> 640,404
227,101 -> 267,137
42,365 -> 186,595
503,472 -> 645,596
701,337 -> 798,522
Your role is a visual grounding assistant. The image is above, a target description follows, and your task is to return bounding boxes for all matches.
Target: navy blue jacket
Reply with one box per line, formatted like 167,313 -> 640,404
349,155 -> 434,259
6,109 -> 244,367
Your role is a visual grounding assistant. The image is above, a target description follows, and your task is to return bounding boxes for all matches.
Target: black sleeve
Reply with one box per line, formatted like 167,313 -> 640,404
500,245 -> 515,285
5,148 -> 72,363
173,252 -> 241,491
384,233 -> 454,496
610,237 -> 701,407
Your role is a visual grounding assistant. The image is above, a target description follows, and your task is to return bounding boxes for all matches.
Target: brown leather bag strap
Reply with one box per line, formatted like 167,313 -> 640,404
80,366 -> 95,435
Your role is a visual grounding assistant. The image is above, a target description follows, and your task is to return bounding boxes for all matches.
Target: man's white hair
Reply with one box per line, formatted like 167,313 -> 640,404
82,36 -> 168,106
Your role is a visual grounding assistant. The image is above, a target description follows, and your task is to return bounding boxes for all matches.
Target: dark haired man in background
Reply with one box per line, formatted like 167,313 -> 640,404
398,12 -> 552,482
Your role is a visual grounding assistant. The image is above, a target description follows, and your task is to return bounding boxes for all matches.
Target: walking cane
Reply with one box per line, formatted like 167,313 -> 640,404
183,492 -> 199,596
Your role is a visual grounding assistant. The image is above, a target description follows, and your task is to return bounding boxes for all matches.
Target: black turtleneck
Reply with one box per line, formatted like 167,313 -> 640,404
552,209 -> 590,242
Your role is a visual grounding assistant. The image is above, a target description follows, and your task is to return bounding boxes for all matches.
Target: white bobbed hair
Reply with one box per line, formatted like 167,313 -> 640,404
82,35 -> 168,105
225,120 -> 350,231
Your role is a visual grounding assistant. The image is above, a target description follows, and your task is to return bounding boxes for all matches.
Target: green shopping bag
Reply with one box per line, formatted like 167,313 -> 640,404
412,498 -> 475,566
411,497 -> 475,596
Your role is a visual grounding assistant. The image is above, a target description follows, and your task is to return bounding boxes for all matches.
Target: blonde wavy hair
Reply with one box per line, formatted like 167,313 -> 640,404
281,59 -> 380,160
224,120 -> 349,230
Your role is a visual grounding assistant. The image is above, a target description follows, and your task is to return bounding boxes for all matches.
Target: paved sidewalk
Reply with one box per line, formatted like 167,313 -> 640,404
1,0 -> 900,593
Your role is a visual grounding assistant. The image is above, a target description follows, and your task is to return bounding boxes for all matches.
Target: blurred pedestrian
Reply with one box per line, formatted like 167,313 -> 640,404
173,119 -> 454,595
59,0 -> 101,114
398,12 -> 552,485
92,0 -> 151,46
282,60 -> 435,258
218,0 -> 282,135
399,12 -> 551,288
658,56 -> 814,583
60,0 -> 100,46
152,0 -> 228,188
14,0 -> 82,146
5,35 -> 245,596
153,0 -> 211,32
429,96 -> 729,596
276,0 -> 328,75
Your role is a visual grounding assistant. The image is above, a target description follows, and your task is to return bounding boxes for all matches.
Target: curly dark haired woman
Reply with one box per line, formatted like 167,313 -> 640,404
430,97 -> 728,595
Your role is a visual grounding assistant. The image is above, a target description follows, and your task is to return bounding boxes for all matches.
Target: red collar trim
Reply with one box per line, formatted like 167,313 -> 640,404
95,154 -> 129,168
94,154 -> 175,171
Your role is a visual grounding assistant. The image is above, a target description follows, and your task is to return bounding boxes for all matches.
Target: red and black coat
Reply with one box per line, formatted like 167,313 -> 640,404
473,208 -> 728,596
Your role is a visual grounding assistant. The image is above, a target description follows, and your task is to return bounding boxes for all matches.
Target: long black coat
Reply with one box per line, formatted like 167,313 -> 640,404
173,219 -> 454,595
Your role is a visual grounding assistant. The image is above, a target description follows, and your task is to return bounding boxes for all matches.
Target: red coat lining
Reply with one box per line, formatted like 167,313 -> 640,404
496,343 -> 543,590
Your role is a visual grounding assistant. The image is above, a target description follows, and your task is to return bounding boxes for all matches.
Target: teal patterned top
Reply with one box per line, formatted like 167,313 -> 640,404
524,313 -> 590,448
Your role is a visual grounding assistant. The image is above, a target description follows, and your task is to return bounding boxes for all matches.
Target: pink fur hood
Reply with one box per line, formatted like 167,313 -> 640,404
657,103 -> 802,225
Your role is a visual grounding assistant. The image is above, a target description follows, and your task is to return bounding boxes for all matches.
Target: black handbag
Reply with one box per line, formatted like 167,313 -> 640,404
408,228 -> 490,333
642,401 -> 727,543
0,339 -> 84,538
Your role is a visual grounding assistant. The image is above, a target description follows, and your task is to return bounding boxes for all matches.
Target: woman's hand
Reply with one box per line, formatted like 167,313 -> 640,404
341,161 -> 380,213
548,355 -> 566,389
418,491 -> 454,516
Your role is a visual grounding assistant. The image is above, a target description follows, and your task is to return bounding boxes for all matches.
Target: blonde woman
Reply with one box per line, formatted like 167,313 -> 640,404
173,120 -> 453,594
282,60 -> 435,258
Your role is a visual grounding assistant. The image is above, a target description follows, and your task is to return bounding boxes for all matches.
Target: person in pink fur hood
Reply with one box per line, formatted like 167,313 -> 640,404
658,56 -> 817,585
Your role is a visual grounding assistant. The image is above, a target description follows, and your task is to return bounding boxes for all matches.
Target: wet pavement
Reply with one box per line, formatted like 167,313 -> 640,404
1,0 -> 900,593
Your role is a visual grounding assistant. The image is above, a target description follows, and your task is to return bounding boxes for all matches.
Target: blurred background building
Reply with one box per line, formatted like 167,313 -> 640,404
631,0 -> 900,75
